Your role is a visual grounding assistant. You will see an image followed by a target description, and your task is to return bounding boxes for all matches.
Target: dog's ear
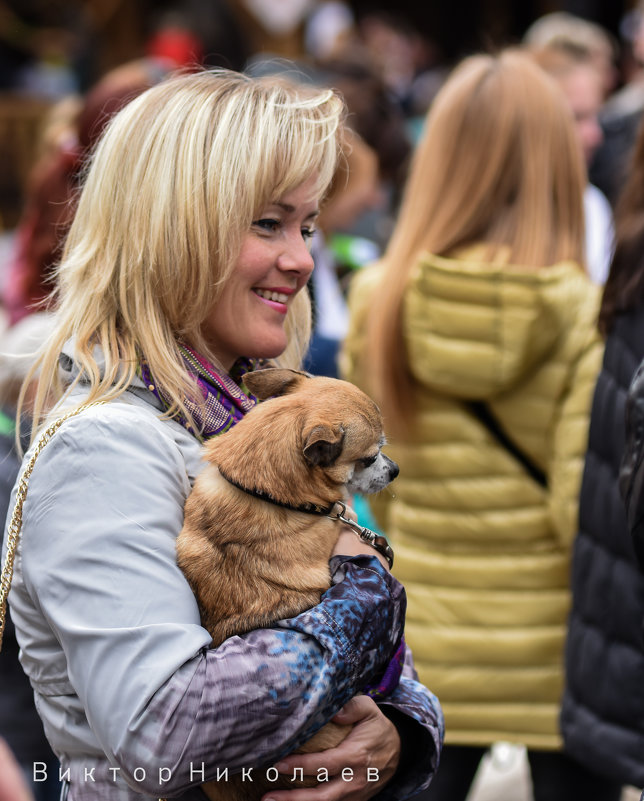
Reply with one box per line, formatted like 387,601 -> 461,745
303,424 -> 345,467
244,368 -> 310,401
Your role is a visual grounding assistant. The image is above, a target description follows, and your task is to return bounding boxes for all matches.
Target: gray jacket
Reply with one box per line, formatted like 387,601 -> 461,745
4,359 -> 443,800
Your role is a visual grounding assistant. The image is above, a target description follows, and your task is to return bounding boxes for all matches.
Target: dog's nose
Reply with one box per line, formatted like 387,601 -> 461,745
385,455 -> 399,481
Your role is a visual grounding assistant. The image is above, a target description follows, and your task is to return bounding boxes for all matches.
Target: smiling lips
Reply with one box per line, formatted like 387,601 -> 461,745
253,287 -> 293,313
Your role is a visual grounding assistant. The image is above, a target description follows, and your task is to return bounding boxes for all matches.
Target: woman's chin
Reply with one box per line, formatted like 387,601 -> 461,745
247,337 -> 289,362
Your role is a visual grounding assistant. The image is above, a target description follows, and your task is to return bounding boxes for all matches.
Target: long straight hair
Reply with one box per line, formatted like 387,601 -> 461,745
23,69 -> 344,439
365,50 -> 586,434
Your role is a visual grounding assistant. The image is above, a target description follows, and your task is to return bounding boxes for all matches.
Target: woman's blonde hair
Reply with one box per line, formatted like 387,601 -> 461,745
365,49 -> 586,433
24,68 -> 344,437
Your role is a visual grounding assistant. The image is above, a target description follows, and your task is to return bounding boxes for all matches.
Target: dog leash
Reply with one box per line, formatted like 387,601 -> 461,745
217,466 -> 394,568
0,401 -> 106,652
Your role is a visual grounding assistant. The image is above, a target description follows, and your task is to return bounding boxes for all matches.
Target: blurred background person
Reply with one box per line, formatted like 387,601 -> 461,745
0,738 -> 34,801
144,1 -> 250,72
559,110 -> 644,799
356,10 -> 448,124
0,312 -> 58,801
1,57 -> 178,327
304,0 -> 356,63
522,11 -> 619,97
304,127 -> 385,378
591,0 -> 644,208
526,15 -> 616,284
341,49 -> 608,801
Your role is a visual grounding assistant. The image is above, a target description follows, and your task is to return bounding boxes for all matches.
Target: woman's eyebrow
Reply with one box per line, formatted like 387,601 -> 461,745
274,202 -> 320,219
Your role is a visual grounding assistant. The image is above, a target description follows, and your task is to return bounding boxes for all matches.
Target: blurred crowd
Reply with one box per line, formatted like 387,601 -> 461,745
5,1 -> 644,800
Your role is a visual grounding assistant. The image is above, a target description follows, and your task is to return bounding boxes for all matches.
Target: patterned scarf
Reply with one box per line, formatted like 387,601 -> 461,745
139,343 -> 261,440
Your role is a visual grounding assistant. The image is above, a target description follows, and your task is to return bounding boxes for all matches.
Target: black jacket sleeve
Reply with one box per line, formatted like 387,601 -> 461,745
620,358 -> 644,571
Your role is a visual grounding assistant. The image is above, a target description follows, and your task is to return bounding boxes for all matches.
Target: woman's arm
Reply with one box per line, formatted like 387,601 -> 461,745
14,406 -> 411,795
266,645 -> 444,801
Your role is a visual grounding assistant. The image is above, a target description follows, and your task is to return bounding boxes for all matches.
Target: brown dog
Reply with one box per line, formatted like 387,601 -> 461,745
176,368 -> 399,801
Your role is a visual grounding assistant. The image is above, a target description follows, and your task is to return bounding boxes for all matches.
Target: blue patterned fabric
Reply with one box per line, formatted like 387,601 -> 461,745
61,556 -> 442,799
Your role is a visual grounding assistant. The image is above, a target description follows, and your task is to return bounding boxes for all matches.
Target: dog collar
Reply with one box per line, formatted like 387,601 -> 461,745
216,470 -> 394,569
217,466 -> 336,515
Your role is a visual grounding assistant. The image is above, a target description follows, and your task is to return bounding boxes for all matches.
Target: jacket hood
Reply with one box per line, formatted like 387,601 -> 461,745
404,246 -> 595,400
58,338 -> 163,408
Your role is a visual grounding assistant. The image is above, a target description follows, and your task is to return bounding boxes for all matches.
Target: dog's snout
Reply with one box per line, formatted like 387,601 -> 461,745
385,455 -> 399,481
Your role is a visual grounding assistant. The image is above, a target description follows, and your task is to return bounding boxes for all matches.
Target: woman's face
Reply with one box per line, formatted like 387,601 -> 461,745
202,176 -> 319,371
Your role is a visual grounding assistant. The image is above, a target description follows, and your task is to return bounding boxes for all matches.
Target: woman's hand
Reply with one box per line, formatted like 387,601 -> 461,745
332,527 -> 391,571
263,695 -> 401,801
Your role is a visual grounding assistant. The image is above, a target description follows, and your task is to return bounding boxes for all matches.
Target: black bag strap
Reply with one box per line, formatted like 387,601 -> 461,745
468,400 -> 547,488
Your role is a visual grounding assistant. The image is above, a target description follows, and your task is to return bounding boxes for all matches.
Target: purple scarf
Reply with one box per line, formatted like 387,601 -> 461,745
139,343 -> 260,440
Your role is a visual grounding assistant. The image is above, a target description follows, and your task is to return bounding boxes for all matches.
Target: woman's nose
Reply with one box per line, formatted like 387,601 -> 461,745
277,232 -> 315,277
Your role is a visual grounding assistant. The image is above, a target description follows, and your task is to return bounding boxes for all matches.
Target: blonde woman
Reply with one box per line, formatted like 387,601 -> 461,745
341,50 -> 611,800
3,71 -> 443,801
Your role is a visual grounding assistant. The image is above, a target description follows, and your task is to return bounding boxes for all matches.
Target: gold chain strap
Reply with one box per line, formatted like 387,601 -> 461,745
0,401 -> 106,651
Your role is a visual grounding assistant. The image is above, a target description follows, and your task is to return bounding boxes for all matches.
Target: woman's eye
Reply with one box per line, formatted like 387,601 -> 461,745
302,227 -> 316,250
252,218 -> 280,233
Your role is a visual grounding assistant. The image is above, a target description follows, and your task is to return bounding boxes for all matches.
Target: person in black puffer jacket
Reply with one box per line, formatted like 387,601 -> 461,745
559,114 -> 644,794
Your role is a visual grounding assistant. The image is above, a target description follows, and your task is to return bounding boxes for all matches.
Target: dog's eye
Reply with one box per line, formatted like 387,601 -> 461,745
360,454 -> 378,468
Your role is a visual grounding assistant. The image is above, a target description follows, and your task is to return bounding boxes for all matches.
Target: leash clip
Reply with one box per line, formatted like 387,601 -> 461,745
329,501 -> 394,569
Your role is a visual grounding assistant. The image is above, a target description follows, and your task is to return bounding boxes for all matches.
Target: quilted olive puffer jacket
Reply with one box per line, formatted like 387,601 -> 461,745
341,246 -> 602,749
